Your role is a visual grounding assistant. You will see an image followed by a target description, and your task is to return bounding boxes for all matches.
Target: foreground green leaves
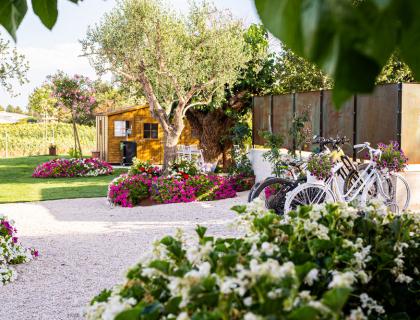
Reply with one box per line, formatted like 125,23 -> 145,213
254,0 -> 420,106
86,202 -> 420,319
0,0 -> 81,40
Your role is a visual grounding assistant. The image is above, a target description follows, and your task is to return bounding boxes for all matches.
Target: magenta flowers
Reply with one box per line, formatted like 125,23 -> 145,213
374,141 -> 408,172
32,158 -> 113,178
107,173 -> 248,207
1,215 -> 38,284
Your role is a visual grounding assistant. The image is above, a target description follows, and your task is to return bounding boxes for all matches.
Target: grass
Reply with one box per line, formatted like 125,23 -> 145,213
0,155 -> 127,203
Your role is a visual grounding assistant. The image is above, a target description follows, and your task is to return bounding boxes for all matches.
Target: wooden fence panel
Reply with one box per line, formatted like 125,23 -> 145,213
272,94 -> 294,148
253,96 -> 271,145
356,84 -> 399,147
322,91 -> 354,156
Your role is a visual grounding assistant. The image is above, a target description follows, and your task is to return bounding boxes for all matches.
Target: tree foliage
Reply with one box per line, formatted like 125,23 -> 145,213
28,85 -> 59,119
82,0 -> 250,167
254,0 -> 420,107
0,36 -> 28,96
376,52 -> 414,85
48,71 -> 96,156
0,0 -> 82,40
93,80 -> 144,113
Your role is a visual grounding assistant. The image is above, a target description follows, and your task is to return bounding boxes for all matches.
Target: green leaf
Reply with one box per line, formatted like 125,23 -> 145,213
32,0 -> 58,29
148,260 -> 170,274
195,225 -> 207,238
231,205 -> 247,213
0,0 -> 28,40
288,305 -> 320,320
321,287 -> 352,313
115,306 -> 143,320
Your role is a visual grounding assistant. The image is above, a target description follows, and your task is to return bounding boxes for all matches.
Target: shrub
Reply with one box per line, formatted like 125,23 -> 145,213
32,158 -> 113,178
128,158 -> 162,177
108,174 -> 155,207
150,175 -> 237,204
108,174 -> 238,207
375,141 -> 408,172
229,146 -> 254,178
1,214 -> 38,285
86,202 -> 419,320
169,159 -> 199,179
228,173 -> 255,192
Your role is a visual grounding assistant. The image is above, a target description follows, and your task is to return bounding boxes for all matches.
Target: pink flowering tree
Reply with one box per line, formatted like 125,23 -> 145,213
48,71 -> 96,157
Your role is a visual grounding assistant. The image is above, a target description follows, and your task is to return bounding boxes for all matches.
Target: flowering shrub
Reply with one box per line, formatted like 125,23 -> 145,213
108,174 -> 238,207
228,173 -> 255,192
151,175 -> 237,204
169,159 -> 199,179
1,215 -> 38,285
307,153 -> 333,180
128,158 -> 162,177
375,141 -> 408,172
86,202 -> 419,319
32,158 -> 113,178
108,174 -> 155,207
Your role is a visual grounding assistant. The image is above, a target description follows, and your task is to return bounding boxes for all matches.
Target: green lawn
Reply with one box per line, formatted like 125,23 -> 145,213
0,156 -> 127,203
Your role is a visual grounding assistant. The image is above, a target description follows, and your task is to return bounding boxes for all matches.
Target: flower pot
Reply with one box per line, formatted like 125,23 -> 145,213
92,151 -> 100,159
306,171 -> 324,184
48,146 -> 57,156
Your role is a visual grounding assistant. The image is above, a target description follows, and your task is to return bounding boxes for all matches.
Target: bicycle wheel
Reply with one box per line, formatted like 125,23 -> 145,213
284,183 -> 336,213
362,173 -> 410,214
250,177 -> 297,215
247,182 -> 261,203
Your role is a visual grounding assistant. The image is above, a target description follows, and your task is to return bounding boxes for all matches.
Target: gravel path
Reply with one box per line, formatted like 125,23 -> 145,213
0,193 -> 248,320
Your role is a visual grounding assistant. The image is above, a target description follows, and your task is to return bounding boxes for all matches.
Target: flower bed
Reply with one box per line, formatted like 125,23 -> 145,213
32,158 -> 113,178
108,173 -> 241,207
1,215 -> 38,285
86,202 -> 419,319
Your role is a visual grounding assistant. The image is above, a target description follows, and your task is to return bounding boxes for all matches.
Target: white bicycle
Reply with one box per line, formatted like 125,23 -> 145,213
284,142 -> 410,214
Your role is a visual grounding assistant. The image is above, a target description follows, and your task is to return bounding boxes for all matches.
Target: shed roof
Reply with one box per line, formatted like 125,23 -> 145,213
95,105 -> 149,117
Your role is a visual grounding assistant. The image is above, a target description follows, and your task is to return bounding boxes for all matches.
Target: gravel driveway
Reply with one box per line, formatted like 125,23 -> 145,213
0,193 -> 248,320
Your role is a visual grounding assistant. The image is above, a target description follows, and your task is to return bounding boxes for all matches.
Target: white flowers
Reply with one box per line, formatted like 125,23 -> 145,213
86,294 -> 137,320
328,271 -> 355,288
304,268 -> 319,286
359,293 -> 385,315
391,241 -> 413,284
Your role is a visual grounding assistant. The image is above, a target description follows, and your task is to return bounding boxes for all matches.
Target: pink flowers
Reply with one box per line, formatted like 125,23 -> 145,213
374,141 -> 408,172
108,174 -> 243,207
32,158 -> 113,178
1,215 -> 38,284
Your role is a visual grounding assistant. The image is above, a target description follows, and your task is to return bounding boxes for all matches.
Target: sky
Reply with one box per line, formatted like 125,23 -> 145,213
0,0 -> 261,109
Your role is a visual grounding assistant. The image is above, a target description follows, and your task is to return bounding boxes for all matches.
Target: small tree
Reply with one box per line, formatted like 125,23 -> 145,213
0,37 -> 28,96
28,85 -> 58,120
82,0 -> 249,168
49,72 -> 96,157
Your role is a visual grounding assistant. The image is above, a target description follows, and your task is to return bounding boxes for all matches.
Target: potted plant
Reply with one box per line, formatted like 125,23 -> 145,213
306,153 -> 333,183
48,143 -> 57,156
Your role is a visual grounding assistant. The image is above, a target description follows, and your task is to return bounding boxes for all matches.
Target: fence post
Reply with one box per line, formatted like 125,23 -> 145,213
319,90 -> 324,138
353,94 -> 358,161
270,95 -> 274,133
397,83 -> 402,146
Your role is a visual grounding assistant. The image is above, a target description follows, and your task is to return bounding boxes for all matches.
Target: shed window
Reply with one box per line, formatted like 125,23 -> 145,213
114,120 -> 131,137
144,123 -> 158,139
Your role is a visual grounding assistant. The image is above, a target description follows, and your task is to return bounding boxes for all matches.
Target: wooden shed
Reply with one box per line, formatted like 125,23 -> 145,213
96,105 -> 199,164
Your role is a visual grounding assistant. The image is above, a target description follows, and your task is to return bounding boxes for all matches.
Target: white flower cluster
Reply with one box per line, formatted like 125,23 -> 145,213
391,241 -> 413,284
0,215 -> 35,285
85,288 -> 137,320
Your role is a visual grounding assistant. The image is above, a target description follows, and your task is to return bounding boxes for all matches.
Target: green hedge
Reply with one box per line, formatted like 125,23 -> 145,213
0,123 -> 96,157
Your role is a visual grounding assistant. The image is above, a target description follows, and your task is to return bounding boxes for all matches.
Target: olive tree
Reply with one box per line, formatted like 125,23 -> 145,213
82,0 -> 249,167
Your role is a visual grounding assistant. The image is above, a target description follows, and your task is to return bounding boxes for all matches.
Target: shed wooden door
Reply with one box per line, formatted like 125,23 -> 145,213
134,116 -> 163,164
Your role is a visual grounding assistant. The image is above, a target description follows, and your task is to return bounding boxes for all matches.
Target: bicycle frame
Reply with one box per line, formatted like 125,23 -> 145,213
311,158 -> 386,204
